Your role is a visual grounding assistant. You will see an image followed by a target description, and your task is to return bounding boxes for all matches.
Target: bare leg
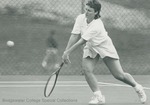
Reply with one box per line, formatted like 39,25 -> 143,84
82,55 -> 100,92
103,57 -> 138,87
83,55 -> 105,104
103,57 -> 147,103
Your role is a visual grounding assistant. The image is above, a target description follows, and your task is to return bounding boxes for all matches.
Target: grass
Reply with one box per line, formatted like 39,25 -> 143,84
103,0 -> 150,9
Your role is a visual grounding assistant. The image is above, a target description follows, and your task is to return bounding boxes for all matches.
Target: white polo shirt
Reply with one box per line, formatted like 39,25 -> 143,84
72,14 -> 119,59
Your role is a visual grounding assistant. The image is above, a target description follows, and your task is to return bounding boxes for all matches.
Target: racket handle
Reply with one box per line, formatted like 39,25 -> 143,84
60,62 -> 64,67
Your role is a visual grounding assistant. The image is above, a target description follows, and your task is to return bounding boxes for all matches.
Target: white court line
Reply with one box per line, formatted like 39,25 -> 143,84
0,81 -> 86,83
0,81 -> 150,90
0,84 -> 113,88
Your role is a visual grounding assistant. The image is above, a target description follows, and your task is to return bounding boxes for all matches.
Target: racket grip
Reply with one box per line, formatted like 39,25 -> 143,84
60,62 -> 64,67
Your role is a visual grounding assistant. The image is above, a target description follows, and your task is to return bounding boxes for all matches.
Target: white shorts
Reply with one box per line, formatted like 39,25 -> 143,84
83,38 -> 119,59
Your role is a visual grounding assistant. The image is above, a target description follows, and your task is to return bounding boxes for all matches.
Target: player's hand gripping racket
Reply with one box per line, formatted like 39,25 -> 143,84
44,62 -> 64,97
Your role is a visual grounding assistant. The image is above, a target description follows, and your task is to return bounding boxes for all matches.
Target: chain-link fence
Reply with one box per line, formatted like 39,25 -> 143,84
0,0 -> 150,75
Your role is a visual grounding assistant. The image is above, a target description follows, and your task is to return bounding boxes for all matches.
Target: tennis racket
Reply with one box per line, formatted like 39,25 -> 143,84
44,62 -> 64,97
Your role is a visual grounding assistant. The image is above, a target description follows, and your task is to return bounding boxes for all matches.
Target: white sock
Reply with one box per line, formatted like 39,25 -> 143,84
94,91 -> 102,97
134,84 -> 142,91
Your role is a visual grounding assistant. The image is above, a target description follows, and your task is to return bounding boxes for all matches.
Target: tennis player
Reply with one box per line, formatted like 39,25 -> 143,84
62,0 -> 147,104
42,30 -> 59,69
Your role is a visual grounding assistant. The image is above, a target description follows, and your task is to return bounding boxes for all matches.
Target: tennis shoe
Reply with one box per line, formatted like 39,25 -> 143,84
89,94 -> 105,105
135,84 -> 147,104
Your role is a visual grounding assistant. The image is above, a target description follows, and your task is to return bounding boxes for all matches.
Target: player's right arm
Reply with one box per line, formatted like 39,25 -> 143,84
65,14 -> 83,50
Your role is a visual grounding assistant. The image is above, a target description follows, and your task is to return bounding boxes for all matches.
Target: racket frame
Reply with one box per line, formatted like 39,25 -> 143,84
44,62 -> 64,97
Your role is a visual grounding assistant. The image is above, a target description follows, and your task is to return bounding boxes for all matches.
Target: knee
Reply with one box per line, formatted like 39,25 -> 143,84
82,64 -> 93,74
113,73 -> 125,81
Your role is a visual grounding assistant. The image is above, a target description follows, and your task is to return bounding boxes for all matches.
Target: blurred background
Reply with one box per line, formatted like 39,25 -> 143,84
0,0 -> 150,75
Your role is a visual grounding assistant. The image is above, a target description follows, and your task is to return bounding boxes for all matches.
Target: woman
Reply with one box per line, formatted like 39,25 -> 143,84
62,0 -> 146,104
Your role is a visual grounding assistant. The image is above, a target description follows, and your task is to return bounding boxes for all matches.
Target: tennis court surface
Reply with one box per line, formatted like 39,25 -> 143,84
0,75 -> 150,105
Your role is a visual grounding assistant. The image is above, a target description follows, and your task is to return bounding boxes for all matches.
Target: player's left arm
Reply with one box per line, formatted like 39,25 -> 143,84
62,38 -> 86,64
66,38 -> 86,54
